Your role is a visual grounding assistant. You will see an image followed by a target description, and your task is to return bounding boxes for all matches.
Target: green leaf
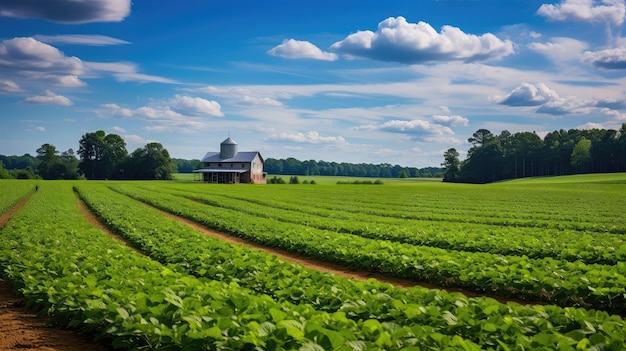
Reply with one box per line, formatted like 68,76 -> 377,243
116,306 -> 129,320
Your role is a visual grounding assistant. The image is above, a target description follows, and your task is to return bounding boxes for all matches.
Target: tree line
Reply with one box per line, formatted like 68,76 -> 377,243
263,158 -> 442,178
442,123 -> 626,184
0,130 -> 176,180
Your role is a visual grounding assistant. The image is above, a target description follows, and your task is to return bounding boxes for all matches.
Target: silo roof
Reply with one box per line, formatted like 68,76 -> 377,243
221,137 -> 237,145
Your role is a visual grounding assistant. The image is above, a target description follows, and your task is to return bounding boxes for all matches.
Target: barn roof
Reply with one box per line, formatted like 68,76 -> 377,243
201,151 -> 263,163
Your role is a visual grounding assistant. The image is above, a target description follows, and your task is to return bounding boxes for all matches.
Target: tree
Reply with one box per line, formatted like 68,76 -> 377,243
441,148 -> 460,182
0,161 -> 13,179
36,143 -> 64,179
36,144 -> 80,180
570,137 -> 592,173
467,129 -> 494,157
126,143 -> 175,180
78,130 -> 128,179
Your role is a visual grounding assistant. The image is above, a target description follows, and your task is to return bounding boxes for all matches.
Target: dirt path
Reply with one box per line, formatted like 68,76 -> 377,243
0,194 -> 113,351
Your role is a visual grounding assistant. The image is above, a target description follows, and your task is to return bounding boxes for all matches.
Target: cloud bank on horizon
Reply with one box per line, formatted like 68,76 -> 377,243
0,0 -> 625,168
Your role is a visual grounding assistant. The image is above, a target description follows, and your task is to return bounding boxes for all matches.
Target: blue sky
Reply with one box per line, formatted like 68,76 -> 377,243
1,0 -> 625,168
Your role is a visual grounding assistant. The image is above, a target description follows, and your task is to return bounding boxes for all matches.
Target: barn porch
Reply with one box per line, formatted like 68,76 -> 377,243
192,169 -> 249,184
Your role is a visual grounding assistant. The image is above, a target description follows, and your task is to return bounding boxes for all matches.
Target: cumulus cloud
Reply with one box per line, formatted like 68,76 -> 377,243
494,82 -> 560,106
0,0 -> 131,24
495,82 -> 626,117
170,95 -> 223,117
0,79 -> 21,92
268,39 -> 338,61
23,90 -> 72,105
431,115 -> 469,127
0,37 -> 85,87
111,126 -> 127,133
537,0 -> 625,26
34,34 -> 130,46
269,131 -> 347,144
330,16 -> 514,64
581,47 -> 626,69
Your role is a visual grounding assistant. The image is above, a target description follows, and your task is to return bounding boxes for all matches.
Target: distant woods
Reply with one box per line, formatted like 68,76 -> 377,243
0,130 -> 176,180
442,124 -> 626,184
263,158 -> 442,178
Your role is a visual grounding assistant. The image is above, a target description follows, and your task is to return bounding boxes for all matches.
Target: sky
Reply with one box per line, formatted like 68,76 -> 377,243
1,0 -> 625,168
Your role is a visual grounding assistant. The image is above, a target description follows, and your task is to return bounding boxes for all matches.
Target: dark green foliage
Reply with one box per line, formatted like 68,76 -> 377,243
78,130 -> 128,180
173,158 -> 201,172
264,158 -> 442,178
268,176 -> 286,184
0,161 -> 13,179
452,123 -> 626,183
124,143 -> 176,180
336,179 -> 383,185
35,144 -> 79,180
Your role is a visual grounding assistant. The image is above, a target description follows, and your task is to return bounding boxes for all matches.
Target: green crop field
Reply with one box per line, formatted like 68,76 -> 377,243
1,173 -> 625,350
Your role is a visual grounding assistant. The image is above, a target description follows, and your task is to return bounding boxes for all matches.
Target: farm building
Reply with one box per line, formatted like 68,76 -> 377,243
193,137 -> 266,184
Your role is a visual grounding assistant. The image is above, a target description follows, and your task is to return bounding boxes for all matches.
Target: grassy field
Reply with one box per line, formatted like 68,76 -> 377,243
1,173 -> 625,349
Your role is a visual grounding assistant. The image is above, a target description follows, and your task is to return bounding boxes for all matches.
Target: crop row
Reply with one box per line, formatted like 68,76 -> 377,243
170,183 -> 626,233
109,184 -> 626,314
0,179 -> 36,216
156,185 -> 625,265
0,182 -> 480,350
74,183 -> 626,350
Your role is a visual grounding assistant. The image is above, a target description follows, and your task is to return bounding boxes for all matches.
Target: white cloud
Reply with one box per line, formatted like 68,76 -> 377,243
102,103 -> 133,117
0,0 -> 131,24
240,95 -> 284,107
527,37 -> 588,63
494,82 -> 626,117
330,16 -> 514,64
0,79 -> 21,92
33,34 -> 131,46
354,119 -> 455,143
111,126 -> 127,133
581,47 -> 626,69
85,61 -> 178,84
0,37 -> 85,87
268,39 -> 338,61
494,82 -> 560,106
170,95 -> 223,117
537,0 -> 626,26
431,115 -> 469,127
268,131 -> 347,144
577,122 -> 606,129
23,90 -> 72,105
100,95 -> 224,133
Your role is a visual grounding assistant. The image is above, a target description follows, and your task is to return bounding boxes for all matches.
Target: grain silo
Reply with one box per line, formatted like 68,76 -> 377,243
220,137 -> 238,159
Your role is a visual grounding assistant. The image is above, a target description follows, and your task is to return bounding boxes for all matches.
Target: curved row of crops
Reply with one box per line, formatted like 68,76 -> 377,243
108,184 -> 626,314
0,182 -> 481,350
171,182 -> 625,233
155,185 -> 625,265
0,179 -> 36,217
74,183 -> 626,350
